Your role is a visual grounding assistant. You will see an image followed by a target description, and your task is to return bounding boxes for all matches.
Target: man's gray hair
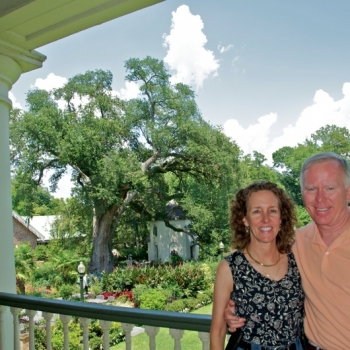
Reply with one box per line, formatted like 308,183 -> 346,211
300,152 -> 350,188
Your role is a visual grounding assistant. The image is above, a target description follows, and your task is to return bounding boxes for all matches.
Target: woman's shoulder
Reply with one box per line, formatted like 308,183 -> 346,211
225,249 -> 244,263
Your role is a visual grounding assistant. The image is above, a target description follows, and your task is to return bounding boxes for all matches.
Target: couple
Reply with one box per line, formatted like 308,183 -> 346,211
210,152 -> 350,350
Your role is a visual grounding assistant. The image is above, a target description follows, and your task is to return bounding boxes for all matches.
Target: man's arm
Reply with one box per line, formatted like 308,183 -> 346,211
224,300 -> 246,332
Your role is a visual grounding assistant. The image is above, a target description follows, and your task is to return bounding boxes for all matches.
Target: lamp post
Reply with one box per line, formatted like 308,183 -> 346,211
219,241 -> 224,260
77,262 -> 85,302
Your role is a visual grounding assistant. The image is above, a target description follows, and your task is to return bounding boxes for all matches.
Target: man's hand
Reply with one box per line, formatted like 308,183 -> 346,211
224,300 -> 246,332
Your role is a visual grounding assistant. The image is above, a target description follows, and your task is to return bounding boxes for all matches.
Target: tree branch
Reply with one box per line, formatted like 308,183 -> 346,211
141,150 -> 159,172
71,164 -> 91,187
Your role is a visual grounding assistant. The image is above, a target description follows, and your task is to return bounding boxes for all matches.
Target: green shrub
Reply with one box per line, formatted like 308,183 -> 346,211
90,279 -> 103,297
140,289 -> 166,310
58,284 -> 75,300
132,284 -> 150,307
170,254 -> 183,266
88,320 -> 124,349
100,261 -> 215,302
34,325 -> 47,350
118,248 -> 148,261
34,245 -> 48,261
197,292 -> 211,304
164,299 -> 186,312
109,321 -> 125,346
51,318 -> 82,350
183,298 -> 198,310
116,295 -> 129,303
159,288 -> 175,301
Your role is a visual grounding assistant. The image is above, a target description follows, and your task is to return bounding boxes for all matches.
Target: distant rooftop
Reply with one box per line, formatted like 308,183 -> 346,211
163,199 -> 186,220
22,215 -> 57,241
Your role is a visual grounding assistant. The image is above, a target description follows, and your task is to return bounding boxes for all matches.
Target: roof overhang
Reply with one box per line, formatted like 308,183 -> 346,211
0,0 -> 163,72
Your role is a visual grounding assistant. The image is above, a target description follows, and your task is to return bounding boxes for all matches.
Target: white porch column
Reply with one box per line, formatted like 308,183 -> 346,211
0,53 -> 22,350
0,43 -> 46,349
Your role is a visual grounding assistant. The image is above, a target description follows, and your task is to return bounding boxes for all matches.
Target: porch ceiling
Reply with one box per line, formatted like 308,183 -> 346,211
0,0 -> 163,51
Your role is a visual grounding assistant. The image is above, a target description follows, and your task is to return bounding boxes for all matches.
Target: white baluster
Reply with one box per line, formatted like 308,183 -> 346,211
60,315 -> 71,350
99,320 -> 111,350
80,318 -> 90,350
198,332 -> 210,350
10,307 -> 21,350
26,310 -> 36,350
145,325 -> 160,350
169,328 -> 184,350
26,309 -> 36,350
0,306 -> 5,350
43,312 -> 53,350
121,323 -> 134,350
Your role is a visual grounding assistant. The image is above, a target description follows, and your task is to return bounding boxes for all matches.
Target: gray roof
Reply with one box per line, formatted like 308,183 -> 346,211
27,215 -> 57,241
12,211 -> 46,240
164,199 -> 186,220
19,214 -> 58,241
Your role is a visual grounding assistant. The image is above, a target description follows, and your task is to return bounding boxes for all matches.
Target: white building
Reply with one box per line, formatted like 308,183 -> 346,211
147,201 -> 199,262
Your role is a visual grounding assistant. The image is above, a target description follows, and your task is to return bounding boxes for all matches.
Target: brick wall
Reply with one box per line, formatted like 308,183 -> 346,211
13,218 -> 37,249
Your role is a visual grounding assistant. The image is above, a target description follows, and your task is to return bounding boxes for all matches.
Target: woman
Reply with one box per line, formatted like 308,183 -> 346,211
210,181 -> 304,350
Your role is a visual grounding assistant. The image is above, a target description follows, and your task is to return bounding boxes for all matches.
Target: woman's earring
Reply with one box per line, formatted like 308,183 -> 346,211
245,226 -> 250,234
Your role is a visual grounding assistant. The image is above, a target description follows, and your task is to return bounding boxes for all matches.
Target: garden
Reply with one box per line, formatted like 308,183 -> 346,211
16,242 -> 218,349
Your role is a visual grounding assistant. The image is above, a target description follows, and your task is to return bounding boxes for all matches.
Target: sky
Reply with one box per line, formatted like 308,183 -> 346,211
10,0 -> 350,198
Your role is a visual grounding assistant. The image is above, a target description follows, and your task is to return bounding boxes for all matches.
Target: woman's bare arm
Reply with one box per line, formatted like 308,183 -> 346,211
210,259 -> 234,350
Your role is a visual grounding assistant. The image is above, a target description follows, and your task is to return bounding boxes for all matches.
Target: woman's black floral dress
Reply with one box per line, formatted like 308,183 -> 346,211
225,251 -> 304,347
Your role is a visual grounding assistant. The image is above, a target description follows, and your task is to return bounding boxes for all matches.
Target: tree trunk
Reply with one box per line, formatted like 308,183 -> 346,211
88,210 -> 116,274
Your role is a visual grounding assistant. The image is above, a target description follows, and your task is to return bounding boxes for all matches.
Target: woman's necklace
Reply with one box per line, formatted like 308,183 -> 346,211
246,247 -> 280,267
265,261 -> 281,282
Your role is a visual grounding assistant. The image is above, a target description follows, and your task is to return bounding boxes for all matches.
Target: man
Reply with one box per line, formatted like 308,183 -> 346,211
83,273 -> 89,294
224,152 -> 350,350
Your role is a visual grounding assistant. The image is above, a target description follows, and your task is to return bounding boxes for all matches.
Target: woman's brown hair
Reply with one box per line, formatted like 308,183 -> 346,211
230,181 -> 297,253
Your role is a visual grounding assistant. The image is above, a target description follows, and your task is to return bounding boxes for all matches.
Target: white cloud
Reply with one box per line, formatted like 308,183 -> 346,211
224,113 -> 277,158
113,81 -> 141,100
32,73 -> 67,91
163,5 -> 219,89
218,44 -> 234,54
224,83 -> 350,163
9,92 -> 23,109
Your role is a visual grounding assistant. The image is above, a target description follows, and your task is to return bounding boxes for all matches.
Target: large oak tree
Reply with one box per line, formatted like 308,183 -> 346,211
10,57 -> 240,273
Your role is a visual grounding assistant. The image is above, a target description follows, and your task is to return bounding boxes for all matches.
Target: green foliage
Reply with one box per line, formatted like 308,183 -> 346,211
14,243 -> 36,294
90,278 -> 103,297
118,248 -> 148,261
109,321 -> 125,346
132,284 -> 151,307
47,242 -> 86,285
33,245 -> 48,261
196,292 -> 212,305
170,253 -> 183,266
58,284 -> 75,300
164,292 -> 212,313
296,205 -> 312,227
140,289 -> 166,310
10,57 -> 240,274
12,174 -> 64,216
100,268 -> 135,292
101,262 -> 213,299
88,320 -> 124,349
164,299 -> 186,312
238,152 -> 281,188
51,318 -> 82,350
33,325 -> 47,350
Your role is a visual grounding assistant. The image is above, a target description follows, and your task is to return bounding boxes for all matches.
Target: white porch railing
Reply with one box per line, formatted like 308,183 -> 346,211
0,292 -> 211,350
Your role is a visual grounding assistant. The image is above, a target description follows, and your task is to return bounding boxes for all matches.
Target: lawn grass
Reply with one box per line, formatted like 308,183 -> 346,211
111,303 -> 213,350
